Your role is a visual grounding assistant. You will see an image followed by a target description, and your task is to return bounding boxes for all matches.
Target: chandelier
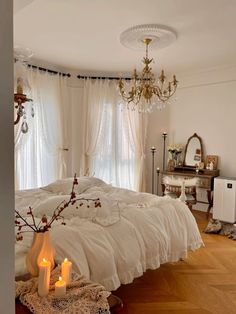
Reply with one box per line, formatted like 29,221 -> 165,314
14,47 -> 34,133
118,24 -> 179,112
118,37 -> 178,112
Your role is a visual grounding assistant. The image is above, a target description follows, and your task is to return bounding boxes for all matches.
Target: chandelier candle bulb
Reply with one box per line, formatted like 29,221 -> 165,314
38,258 -> 51,297
55,276 -> 66,297
61,258 -> 72,285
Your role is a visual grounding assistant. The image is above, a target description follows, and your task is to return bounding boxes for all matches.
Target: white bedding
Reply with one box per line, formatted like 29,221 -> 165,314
15,177 -> 204,291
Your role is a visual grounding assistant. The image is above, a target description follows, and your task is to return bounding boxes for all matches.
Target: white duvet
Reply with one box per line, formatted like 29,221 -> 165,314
15,178 -> 204,291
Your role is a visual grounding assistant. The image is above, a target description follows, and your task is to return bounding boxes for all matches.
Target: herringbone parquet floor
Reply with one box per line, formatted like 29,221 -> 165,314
115,210 -> 236,314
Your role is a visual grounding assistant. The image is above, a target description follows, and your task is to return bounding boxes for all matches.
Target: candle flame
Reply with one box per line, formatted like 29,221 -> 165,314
64,258 -> 68,262
43,258 -> 47,262
59,276 -> 62,281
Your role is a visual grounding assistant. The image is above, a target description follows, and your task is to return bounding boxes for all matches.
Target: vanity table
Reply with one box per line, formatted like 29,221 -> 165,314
162,168 -> 219,215
162,133 -> 220,216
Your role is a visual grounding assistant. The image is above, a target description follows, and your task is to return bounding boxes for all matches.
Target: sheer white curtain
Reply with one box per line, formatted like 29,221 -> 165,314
15,68 -> 69,190
80,78 -> 148,191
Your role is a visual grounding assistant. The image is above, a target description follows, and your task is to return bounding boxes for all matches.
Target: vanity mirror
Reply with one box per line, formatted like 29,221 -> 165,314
183,133 -> 204,167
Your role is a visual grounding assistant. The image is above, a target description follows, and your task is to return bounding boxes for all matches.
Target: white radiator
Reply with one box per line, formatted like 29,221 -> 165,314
213,176 -> 236,223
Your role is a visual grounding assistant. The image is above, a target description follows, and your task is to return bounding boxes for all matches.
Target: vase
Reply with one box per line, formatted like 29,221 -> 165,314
26,231 -> 55,277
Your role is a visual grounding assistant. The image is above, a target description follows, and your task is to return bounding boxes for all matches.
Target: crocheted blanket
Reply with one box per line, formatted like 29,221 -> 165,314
16,266 -> 111,314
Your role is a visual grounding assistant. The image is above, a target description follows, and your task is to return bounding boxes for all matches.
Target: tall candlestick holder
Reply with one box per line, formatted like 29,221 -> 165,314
162,132 -> 167,171
156,167 -> 160,195
150,146 -> 156,194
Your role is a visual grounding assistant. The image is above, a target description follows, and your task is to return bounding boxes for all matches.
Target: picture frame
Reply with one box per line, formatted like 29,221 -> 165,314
206,155 -> 218,170
199,162 -> 205,170
167,159 -> 175,171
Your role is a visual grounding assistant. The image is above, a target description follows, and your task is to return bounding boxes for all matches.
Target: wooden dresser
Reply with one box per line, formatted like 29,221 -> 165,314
162,167 -> 220,216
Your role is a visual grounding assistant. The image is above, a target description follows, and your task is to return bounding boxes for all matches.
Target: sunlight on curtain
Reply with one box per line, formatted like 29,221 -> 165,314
81,79 -> 148,191
15,68 -> 69,190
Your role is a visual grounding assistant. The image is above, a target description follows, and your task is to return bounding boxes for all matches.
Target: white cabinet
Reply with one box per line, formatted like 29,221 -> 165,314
213,177 -> 236,223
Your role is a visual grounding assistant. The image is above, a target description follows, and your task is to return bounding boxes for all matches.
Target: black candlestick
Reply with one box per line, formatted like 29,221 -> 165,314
162,132 -> 167,171
151,146 -> 156,194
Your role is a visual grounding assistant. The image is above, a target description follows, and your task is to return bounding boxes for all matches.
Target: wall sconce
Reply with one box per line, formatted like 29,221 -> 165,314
14,77 -> 33,133
14,47 -> 34,133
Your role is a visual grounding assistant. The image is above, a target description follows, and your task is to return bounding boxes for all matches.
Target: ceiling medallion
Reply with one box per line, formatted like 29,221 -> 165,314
120,24 -> 177,50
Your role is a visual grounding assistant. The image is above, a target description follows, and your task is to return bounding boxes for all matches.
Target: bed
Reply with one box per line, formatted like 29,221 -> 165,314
15,176 -> 204,291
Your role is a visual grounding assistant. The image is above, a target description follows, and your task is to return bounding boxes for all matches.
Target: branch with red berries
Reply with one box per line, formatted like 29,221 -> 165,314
15,174 -> 101,241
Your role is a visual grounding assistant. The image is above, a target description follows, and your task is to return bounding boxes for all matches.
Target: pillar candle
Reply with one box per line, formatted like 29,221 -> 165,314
61,258 -> 72,285
55,276 -> 66,297
38,258 -> 51,297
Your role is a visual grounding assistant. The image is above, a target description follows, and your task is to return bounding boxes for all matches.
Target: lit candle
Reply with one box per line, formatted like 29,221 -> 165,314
16,77 -> 23,94
55,276 -> 66,297
61,258 -> 72,285
38,258 -> 51,297
156,167 -> 160,173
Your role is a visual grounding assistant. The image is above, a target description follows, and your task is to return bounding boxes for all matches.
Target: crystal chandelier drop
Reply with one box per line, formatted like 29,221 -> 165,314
14,47 -> 34,134
118,38 -> 178,113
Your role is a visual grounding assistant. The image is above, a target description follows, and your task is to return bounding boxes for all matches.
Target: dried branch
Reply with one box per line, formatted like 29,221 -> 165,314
15,174 -> 101,241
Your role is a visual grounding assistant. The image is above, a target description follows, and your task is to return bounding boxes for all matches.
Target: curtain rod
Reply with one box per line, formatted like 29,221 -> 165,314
28,64 -> 71,77
77,74 -> 131,80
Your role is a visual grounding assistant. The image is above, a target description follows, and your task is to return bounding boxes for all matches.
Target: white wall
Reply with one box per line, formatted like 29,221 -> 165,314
146,65 -> 236,193
0,0 -> 15,312
169,67 -> 236,177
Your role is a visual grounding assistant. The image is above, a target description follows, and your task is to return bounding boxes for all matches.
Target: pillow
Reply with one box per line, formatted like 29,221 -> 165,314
41,176 -> 106,195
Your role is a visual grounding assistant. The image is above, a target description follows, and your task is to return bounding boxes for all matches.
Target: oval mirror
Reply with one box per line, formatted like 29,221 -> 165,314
183,133 -> 204,167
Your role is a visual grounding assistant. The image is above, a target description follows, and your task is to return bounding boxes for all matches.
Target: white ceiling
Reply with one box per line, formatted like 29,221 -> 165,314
14,0 -> 236,76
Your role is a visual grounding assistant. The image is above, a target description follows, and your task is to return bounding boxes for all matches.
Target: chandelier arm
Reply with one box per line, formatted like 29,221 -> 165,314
157,86 -> 178,102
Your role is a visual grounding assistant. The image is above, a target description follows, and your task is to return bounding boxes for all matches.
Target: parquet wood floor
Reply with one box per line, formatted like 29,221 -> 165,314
115,210 -> 236,314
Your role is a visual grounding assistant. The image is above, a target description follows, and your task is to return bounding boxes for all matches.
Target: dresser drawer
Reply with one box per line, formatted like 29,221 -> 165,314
197,178 -> 210,189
